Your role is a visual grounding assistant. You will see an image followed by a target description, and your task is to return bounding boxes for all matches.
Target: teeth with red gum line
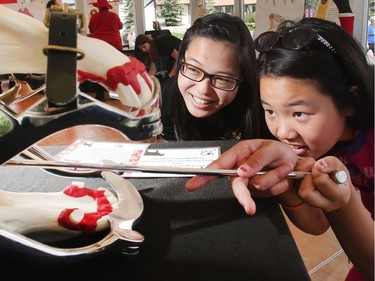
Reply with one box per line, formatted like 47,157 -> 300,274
0,6 -> 159,115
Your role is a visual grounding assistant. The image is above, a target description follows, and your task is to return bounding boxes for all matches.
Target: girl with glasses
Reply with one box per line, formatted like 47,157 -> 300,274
187,17 -> 374,280
161,13 -> 270,141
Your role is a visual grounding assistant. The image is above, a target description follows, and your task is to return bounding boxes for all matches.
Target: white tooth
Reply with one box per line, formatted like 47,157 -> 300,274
117,83 -> 142,108
194,96 -> 208,104
69,209 -> 84,224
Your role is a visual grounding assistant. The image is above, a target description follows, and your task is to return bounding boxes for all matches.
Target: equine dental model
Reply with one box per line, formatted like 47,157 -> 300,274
0,5 -> 155,110
0,182 -> 118,234
0,6 -> 162,164
0,7 -> 154,256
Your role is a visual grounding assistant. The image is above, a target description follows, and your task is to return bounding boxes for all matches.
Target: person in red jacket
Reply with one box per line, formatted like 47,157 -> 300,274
88,0 -> 123,51
82,0 -> 123,101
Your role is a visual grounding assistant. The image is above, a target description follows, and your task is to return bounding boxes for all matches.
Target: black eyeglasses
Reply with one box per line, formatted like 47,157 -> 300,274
179,62 -> 241,91
254,28 -> 336,54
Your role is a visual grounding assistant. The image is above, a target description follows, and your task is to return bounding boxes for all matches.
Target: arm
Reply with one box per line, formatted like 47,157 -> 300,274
186,139 -> 329,234
278,188 -> 330,235
277,157 -> 330,235
168,48 -> 179,77
117,15 -> 123,30
299,156 -> 374,280
186,139 -> 298,215
88,15 -> 95,34
148,61 -> 157,76
327,189 -> 374,280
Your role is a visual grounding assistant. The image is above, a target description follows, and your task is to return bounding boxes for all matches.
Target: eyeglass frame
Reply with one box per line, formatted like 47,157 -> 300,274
179,61 -> 241,91
254,28 -> 337,54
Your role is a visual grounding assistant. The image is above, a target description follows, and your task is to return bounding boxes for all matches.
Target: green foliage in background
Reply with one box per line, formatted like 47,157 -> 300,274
0,111 -> 12,138
159,0 -> 182,26
171,32 -> 184,40
121,0 -> 134,31
245,12 -> 256,31
307,0 -> 319,11
370,0 -> 375,18
205,0 -> 216,14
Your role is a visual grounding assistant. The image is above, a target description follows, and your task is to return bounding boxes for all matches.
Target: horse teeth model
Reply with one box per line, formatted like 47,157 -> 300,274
0,5 -> 157,110
0,7 -> 157,256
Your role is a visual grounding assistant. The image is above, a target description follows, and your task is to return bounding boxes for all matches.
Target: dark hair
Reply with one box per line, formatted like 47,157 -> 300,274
46,0 -> 56,8
170,13 -> 266,140
257,17 -> 374,130
134,34 -> 159,70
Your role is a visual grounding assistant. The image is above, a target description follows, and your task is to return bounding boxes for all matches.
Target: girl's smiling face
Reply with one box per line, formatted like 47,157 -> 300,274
178,37 -> 241,118
260,76 -> 354,159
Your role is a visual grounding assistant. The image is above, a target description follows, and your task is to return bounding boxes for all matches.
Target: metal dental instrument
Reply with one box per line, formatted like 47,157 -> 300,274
20,145 -> 98,176
0,171 -> 144,257
5,158 -> 310,178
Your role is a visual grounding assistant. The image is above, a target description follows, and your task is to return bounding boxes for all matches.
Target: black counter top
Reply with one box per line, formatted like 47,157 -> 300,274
0,140 -> 310,281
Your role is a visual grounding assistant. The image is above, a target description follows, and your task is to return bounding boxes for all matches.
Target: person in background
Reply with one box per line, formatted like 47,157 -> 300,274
46,0 -> 60,9
43,0 -> 61,26
134,33 -> 181,78
186,17 -> 374,281
368,16 -> 375,54
80,0 -> 123,102
153,21 -> 161,31
160,13 -> 270,141
88,0 -> 123,51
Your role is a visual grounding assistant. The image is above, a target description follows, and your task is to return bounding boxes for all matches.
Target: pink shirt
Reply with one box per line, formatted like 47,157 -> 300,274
333,128 -> 374,281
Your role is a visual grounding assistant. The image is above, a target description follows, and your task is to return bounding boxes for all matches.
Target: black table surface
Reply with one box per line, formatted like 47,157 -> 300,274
0,140 -> 310,281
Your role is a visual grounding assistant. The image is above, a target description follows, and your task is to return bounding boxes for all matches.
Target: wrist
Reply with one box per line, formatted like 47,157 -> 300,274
280,201 -> 305,211
278,187 -> 304,211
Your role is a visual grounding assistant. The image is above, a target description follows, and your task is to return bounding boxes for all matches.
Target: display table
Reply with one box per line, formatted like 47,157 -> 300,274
0,140 -> 310,281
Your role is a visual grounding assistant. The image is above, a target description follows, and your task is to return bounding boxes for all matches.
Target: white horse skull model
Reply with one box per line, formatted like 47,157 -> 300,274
0,6 -> 154,255
0,5 -> 157,111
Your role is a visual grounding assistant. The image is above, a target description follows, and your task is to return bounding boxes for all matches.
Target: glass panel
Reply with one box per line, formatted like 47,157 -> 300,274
243,0 -> 257,36
119,1 -> 259,42
155,0 -> 189,39
119,0 -> 136,48
367,0 -> 375,61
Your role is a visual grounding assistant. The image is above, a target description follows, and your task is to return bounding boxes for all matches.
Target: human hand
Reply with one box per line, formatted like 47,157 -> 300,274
298,156 -> 351,212
185,139 -> 298,215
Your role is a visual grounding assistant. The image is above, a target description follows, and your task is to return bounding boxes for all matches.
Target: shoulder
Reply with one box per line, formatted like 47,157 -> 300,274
155,34 -> 168,42
170,35 -> 182,44
156,34 -> 181,46
109,11 -> 119,17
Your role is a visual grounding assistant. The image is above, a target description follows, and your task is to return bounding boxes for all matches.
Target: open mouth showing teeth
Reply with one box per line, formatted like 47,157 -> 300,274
290,145 -> 302,150
287,144 -> 309,156
284,143 -> 306,152
193,95 -> 211,105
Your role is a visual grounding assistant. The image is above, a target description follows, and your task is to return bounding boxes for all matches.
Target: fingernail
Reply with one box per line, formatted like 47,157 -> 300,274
239,164 -> 251,173
318,159 -> 328,170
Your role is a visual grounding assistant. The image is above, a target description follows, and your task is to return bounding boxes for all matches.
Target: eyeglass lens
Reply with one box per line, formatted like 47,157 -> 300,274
181,63 -> 237,91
